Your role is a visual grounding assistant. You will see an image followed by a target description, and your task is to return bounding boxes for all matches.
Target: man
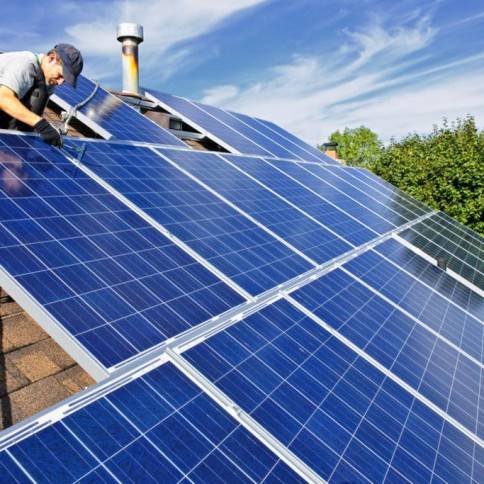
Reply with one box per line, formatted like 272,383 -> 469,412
0,44 -> 83,147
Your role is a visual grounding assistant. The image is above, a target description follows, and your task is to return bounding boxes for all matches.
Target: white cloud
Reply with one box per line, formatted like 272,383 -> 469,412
201,84 -> 240,105
340,16 -> 435,73
200,15 -> 484,144
61,0 -> 265,81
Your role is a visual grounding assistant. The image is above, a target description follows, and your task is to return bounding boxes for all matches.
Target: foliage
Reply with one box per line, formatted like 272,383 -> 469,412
322,117 -> 484,235
369,116 -> 484,235
325,126 -> 383,167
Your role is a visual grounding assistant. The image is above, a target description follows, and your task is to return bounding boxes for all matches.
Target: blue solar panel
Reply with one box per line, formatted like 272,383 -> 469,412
375,238 -> 483,320
70,141 -> 313,296
187,100 -> 303,160
158,148 -> 353,264
2,362 -> 304,482
183,299 -> 481,482
344,242 -> 483,361
318,165 -> 430,219
253,117 -> 338,164
54,76 -> 186,146
291,267 -> 483,439
341,166 -> 431,214
299,161 -> 430,223
229,111 -> 326,162
145,89 -> 338,164
145,90 -> 272,156
399,214 -> 484,290
225,154 -> 392,244
0,134 -> 245,368
436,212 -> 484,249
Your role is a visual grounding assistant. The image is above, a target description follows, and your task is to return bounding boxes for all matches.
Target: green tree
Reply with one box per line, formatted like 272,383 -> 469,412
369,116 -> 484,234
325,126 -> 383,167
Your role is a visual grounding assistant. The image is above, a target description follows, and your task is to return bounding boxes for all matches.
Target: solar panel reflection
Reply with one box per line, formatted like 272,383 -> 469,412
55,76 -> 186,145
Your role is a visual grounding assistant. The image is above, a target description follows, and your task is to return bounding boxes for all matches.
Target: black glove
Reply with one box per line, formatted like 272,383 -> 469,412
33,119 -> 63,148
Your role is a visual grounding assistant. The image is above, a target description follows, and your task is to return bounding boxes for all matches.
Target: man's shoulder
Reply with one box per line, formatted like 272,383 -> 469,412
0,51 -> 38,69
0,51 -> 40,97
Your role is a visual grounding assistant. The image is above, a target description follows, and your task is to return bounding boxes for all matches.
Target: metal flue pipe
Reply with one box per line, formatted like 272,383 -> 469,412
117,23 -> 144,95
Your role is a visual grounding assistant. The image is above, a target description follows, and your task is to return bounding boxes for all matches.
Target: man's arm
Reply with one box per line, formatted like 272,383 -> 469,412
0,85 -> 62,147
0,85 -> 41,127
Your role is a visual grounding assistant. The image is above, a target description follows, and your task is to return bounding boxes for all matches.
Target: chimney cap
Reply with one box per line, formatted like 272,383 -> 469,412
117,23 -> 144,43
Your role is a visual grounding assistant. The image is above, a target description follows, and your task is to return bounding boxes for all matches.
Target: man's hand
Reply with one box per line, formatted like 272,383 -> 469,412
33,119 -> 63,147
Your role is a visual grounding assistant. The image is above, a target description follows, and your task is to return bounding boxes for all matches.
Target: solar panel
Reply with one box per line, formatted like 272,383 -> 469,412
341,166 -> 431,215
145,89 -> 337,163
436,212 -> 484,249
53,76 -> 186,146
375,238 -> 483,320
229,110 -> 328,162
224,154 -> 405,243
185,99 -> 305,160
1,361 -> 304,482
290,264 -> 483,440
0,134 -> 245,371
301,162 -> 430,220
252,117 -> 338,164
344,241 -> 483,362
157,148 -> 354,264
145,90 -> 272,156
182,298 -> 481,482
398,214 -> 484,290
69,141 -> 313,295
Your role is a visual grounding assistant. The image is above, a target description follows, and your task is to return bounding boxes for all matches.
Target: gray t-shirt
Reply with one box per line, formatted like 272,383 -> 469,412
0,51 -> 43,99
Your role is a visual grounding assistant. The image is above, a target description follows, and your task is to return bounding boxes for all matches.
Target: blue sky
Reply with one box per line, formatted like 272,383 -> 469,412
2,0 -> 484,144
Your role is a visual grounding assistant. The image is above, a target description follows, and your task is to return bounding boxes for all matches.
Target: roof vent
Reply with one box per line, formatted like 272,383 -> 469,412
117,23 -> 144,95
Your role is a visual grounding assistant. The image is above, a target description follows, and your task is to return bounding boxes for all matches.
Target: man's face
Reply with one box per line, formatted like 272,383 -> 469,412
42,54 -> 65,86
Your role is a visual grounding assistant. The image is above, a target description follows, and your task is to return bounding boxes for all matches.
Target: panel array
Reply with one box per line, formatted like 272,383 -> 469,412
226,154 -> 395,244
1,362 -> 303,482
253,117 -> 338,164
76,141 -> 313,295
0,134 -> 244,369
158,148 -> 353,264
0,104 -> 482,484
145,90 -> 271,156
183,299 -> 481,482
291,258 -> 483,439
54,76 -> 186,146
399,213 -> 484,290
146,89 -> 336,163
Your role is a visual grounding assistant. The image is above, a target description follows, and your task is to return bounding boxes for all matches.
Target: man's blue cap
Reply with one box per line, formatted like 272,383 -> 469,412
54,43 -> 83,88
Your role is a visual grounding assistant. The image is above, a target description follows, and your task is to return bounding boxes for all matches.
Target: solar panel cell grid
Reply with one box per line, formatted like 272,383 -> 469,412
375,238 -> 483,321
160,148 -> 353,264
300,162 -> 426,224
146,90 -> 272,156
253,118 -> 338,164
436,212 -> 484,249
183,299 -> 480,482
190,100 -> 300,159
341,166 -> 431,215
74,142 -> 313,295
343,245 -> 483,361
3,362 -> 304,483
229,111 -> 328,163
0,134 -> 245,368
291,269 -> 483,439
55,76 -> 185,146
399,215 -> 484,290
226,154 -> 393,243
226,155 -> 383,246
